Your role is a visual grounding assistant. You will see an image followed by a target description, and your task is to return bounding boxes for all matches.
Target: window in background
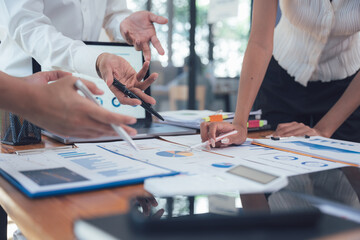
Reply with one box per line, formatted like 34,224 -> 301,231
212,0 -> 251,78
125,0 -> 252,112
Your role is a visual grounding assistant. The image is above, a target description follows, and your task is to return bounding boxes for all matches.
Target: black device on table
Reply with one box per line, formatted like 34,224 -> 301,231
74,166 -> 360,240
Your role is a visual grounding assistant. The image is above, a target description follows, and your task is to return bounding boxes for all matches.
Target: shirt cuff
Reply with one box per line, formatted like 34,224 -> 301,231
73,45 -> 105,78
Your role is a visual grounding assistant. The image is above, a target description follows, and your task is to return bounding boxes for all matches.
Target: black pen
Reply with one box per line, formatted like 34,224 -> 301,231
112,78 -> 164,121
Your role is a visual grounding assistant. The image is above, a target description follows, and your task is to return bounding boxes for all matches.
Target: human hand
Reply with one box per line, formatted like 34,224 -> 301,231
135,195 -> 159,217
273,122 -> 322,137
96,53 -> 157,105
120,11 -> 168,61
23,76 -> 137,138
21,70 -> 71,85
200,122 -> 247,148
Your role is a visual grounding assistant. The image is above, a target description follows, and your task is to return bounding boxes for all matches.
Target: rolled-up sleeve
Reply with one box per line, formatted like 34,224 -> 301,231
103,0 -> 132,42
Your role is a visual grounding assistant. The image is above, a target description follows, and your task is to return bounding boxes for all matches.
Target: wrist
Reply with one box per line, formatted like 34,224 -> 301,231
313,126 -> 333,138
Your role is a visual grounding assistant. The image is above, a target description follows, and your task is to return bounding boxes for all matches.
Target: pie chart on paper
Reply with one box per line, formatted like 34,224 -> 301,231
156,151 -> 194,158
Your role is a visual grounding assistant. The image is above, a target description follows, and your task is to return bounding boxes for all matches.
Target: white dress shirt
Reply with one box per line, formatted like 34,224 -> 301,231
0,0 -> 131,77
273,0 -> 360,86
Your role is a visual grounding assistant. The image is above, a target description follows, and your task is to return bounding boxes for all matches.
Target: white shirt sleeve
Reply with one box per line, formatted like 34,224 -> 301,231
103,0 -> 132,42
1,0 -> 105,77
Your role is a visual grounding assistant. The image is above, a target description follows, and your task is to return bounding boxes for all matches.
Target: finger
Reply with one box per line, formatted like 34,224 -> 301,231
101,67 -> 114,86
56,127 -> 113,139
146,196 -> 158,207
124,30 -> 134,45
47,70 -> 72,81
120,124 -> 138,136
152,209 -> 165,219
142,42 -> 151,62
151,35 -> 165,56
134,40 -> 142,51
200,122 -> 210,142
63,120 -> 117,138
287,126 -> 316,137
207,123 -> 221,145
274,122 -> 300,136
275,124 -> 306,137
136,61 -> 150,81
131,88 -> 156,105
81,80 -> 104,95
115,95 -> 142,105
149,12 -> 168,24
89,106 -> 137,126
136,73 -> 157,90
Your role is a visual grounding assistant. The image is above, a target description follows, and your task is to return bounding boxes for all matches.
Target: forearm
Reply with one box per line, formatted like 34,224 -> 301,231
0,72 -> 35,115
233,41 -> 273,126
314,72 -> 360,137
232,0 -> 277,127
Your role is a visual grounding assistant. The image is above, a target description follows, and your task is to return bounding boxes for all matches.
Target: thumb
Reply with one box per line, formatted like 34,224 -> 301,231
149,12 -> 168,24
102,68 -> 114,86
81,80 -> 104,95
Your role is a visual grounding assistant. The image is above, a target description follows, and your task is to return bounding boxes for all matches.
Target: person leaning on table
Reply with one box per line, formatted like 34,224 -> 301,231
0,70 -> 137,138
0,0 -> 167,107
200,0 -> 360,147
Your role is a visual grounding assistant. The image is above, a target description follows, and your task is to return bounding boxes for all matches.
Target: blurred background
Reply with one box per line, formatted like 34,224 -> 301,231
100,0 -> 253,113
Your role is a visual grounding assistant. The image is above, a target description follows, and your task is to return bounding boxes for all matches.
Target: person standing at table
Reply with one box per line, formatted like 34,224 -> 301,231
0,0 -> 167,106
201,0 -> 360,146
0,70 -> 138,138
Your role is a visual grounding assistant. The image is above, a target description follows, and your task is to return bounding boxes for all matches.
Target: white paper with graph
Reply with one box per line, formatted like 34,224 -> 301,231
0,144 -> 177,198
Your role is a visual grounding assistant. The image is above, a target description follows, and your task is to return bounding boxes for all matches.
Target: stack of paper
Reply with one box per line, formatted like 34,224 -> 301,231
159,110 -> 262,129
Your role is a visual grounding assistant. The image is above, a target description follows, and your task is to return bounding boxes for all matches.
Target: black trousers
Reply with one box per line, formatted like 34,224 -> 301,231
254,57 -> 360,143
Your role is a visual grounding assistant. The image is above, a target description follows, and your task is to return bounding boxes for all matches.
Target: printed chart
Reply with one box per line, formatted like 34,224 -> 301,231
156,151 -> 194,158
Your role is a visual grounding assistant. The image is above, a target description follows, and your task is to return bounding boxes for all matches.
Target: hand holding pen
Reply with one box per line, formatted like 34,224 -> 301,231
97,54 -> 158,106
112,78 -> 164,121
74,79 -> 139,151
200,121 -> 248,147
191,130 -> 238,151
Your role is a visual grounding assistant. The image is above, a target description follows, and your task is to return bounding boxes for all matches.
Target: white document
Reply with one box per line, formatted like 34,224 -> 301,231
254,136 -> 360,166
241,152 -> 345,177
77,137 -> 346,197
78,139 -> 225,175
0,145 -> 175,197
144,170 -> 288,197
161,134 -> 280,157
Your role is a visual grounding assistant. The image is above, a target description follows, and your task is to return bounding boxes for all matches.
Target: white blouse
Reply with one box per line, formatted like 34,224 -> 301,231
273,0 -> 360,86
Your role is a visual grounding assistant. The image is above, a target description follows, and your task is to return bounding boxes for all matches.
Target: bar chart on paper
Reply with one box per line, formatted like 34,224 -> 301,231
57,150 -> 117,170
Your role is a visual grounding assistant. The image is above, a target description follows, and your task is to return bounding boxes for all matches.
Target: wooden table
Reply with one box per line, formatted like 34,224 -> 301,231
1,131 -> 359,240
0,132 -> 272,240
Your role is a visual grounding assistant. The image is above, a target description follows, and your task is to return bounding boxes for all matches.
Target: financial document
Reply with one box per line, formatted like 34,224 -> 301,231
0,145 -> 176,197
254,136 -> 360,166
160,135 -> 345,175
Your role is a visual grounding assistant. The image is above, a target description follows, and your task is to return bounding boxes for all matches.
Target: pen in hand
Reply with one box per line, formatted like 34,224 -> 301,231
74,79 -> 139,151
112,78 -> 164,121
190,130 -> 238,151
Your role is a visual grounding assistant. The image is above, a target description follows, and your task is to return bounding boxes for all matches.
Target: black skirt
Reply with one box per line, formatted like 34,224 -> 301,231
253,57 -> 360,142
